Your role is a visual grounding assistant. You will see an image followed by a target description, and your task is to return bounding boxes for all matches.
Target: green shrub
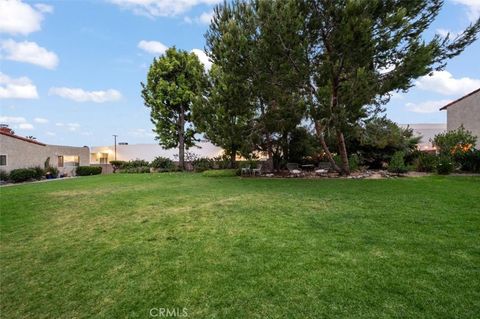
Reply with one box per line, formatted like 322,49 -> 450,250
31,166 -> 45,180
348,154 -> 360,172
388,151 -> 408,174
44,166 -> 58,178
76,166 -> 102,176
9,168 -> 37,183
202,169 -> 237,177
109,160 -> 126,168
150,156 -> 174,170
454,149 -> 480,173
433,126 -> 477,156
120,166 -> 150,174
192,157 -> 213,172
415,152 -> 438,172
212,155 -> 231,169
122,159 -> 150,169
0,170 -> 9,181
436,156 -> 454,175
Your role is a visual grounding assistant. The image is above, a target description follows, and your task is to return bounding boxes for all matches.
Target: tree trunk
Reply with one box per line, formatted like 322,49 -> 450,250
229,146 -> 237,168
265,133 -> 274,173
178,106 -> 185,170
315,121 -> 341,173
336,130 -> 350,175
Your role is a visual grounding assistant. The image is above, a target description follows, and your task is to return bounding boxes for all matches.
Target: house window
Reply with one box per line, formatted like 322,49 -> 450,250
99,153 -> 108,164
58,156 -> 64,167
0,155 -> 6,166
64,155 -> 80,167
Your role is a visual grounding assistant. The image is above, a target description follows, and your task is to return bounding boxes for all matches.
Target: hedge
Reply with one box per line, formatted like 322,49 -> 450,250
76,166 -> 102,176
9,168 -> 40,183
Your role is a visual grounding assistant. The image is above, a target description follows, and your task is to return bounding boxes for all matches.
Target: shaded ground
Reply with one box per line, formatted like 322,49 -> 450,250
1,173 -> 479,318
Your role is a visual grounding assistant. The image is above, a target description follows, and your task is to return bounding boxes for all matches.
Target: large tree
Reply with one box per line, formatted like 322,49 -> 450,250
141,47 -> 207,170
304,0 -> 480,174
205,0 -> 308,171
193,64 -> 254,168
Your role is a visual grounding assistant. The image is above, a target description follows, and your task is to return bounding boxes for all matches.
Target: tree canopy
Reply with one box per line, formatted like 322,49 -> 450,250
141,47 -> 207,169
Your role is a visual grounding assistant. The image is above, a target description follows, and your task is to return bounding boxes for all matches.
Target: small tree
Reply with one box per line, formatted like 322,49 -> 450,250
141,48 -> 207,170
388,151 -> 408,174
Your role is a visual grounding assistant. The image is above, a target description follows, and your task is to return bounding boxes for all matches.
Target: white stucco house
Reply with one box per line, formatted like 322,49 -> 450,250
440,88 -> 480,148
90,141 -> 223,164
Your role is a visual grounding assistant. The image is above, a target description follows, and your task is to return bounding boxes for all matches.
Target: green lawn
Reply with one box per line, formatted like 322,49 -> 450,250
1,174 -> 479,318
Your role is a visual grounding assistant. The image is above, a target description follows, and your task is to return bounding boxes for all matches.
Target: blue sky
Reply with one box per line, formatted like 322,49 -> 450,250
1,0 -> 479,147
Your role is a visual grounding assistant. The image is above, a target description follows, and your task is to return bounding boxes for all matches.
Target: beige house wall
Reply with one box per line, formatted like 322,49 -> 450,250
446,91 -> 480,148
0,134 -> 89,175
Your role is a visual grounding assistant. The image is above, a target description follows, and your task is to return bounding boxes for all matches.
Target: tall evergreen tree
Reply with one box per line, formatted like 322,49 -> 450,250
205,0 -> 308,171
193,64 -> 254,167
141,47 -> 207,170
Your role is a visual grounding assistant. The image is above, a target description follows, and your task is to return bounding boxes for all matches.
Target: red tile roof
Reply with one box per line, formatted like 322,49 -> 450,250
0,131 -> 46,146
439,88 -> 480,110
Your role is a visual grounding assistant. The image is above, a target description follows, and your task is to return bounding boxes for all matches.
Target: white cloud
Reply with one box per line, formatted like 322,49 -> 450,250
184,11 -> 213,24
49,87 -> 122,103
138,40 -> 168,55
0,0 -> 52,35
0,39 -> 59,69
0,116 -> 27,124
406,99 -> 452,113
45,131 -> 56,136
0,116 -> 34,130
0,72 -> 39,99
109,0 -> 221,18
452,0 -> 480,21
191,49 -> 212,71
34,3 -> 54,14
34,117 -> 49,124
55,122 -> 81,131
415,71 -> 480,96
197,11 -> 213,24
19,123 -> 34,130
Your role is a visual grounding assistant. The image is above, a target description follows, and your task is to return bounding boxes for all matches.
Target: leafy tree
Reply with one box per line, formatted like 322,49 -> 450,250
388,151 -> 408,174
287,127 -> 321,164
141,48 -> 207,169
304,0 -> 480,175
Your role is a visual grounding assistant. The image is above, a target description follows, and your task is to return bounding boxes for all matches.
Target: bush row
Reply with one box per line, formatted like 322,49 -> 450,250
110,156 -> 232,173
76,166 -> 102,176
1,166 -> 60,183
386,149 -> 480,175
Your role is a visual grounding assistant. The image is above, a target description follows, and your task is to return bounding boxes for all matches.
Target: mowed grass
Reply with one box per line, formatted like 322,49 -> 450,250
1,174 -> 479,318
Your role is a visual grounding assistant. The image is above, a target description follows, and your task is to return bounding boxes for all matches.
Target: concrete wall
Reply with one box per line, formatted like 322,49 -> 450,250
0,134 -> 90,175
399,123 -> 446,151
446,91 -> 480,147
